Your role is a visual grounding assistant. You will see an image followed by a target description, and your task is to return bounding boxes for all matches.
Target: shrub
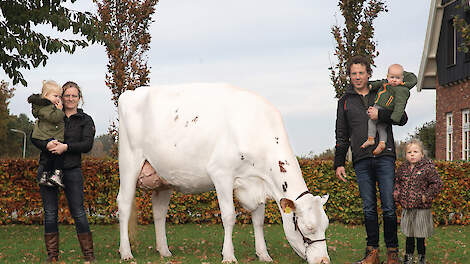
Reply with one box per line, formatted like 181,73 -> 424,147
0,158 -> 468,225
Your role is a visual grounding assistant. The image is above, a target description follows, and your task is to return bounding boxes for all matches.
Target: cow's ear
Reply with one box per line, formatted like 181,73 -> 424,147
280,198 -> 296,214
320,194 -> 329,205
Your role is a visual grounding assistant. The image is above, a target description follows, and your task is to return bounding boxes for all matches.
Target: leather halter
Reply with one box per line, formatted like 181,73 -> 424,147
293,191 -> 327,246
295,190 -> 312,201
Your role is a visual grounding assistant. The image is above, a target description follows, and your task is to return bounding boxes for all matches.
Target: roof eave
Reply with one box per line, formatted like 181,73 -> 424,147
417,0 -> 446,92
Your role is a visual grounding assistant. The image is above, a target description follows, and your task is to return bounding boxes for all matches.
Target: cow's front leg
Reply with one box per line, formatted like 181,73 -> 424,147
152,189 -> 173,257
252,203 -> 273,262
209,171 -> 237,263
217,189 -> 237,263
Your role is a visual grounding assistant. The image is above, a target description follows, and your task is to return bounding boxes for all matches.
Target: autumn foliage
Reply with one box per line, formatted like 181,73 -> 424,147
0,0 -> 102,86
329,0 -> 387,98
95,0 -> 159,157
95,0 -> 158,107
454,0 -> 470,53
0,158 -> 468,226
0,82 -> 15,157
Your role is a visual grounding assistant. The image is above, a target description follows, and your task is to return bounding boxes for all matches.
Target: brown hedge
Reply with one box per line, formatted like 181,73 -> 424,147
0,158 -> 468,225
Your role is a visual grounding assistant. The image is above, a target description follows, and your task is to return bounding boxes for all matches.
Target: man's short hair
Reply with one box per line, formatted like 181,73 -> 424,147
347,55 -> 372,76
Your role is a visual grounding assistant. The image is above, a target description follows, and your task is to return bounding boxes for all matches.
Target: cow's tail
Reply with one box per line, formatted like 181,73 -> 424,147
128,197 -> 138,246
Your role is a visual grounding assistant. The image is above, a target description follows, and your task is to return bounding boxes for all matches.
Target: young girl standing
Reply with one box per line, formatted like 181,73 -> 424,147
393,140 -> 442,264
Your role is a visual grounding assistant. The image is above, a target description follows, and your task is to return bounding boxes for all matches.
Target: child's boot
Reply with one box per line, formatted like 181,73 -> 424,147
39,171 -> 54,187
403,253 -> 413,264
373,141 -> 386,155
417,254 -> 425,264
49,169 -> 65,188
361,137 -> 375,149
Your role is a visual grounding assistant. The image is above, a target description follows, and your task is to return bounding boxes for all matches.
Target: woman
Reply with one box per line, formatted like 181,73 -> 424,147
32,81 -> 96,262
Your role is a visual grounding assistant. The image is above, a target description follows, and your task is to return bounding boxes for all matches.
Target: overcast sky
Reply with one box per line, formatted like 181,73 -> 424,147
3,0 -> 434,156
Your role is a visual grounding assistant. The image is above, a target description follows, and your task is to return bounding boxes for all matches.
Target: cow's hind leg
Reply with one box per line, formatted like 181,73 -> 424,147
252,203 -> 273,262
152,189 -> 172,257
117,163 -> 140,260
117,151 -> 143,260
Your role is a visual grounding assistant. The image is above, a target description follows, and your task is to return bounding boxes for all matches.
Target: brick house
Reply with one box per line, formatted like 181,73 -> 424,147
418,0 -> 470,160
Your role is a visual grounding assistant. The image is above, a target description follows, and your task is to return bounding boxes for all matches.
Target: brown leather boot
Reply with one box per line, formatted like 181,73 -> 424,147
77,232 -> 96,262
44,232 -> 59,262
353,246 -> 380,264
384,247 -> 399,264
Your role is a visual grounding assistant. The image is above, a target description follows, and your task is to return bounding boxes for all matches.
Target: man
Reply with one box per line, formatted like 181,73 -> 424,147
334,55 -> 417,264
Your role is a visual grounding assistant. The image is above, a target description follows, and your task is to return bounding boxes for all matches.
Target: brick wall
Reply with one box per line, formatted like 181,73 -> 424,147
435,79 -> 470,160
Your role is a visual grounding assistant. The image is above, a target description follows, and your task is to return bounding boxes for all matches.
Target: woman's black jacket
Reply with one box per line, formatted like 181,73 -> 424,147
31,109 -> 95,169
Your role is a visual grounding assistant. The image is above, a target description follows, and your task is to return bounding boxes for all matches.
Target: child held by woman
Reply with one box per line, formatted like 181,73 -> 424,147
28,80 -> 65,188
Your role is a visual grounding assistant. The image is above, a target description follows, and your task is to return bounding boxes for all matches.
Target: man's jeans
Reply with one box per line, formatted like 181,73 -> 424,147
38,166 -> 90,234
354,156 -> 398,248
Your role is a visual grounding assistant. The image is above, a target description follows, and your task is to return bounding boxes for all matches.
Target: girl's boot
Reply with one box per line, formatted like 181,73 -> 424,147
417,254 -> 426,264
402,253 -> 413,264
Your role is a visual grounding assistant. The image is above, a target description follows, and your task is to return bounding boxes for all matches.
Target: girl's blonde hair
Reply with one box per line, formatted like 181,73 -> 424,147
41,80 -> 62,98
406,139 -> 426,156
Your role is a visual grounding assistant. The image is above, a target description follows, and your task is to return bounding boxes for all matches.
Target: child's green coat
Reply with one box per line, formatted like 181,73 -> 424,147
369,71 -> 417,123
28,94 -> 65,142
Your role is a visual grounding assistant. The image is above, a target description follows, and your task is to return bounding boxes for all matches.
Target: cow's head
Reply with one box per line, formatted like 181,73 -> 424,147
280,194 -> 330,264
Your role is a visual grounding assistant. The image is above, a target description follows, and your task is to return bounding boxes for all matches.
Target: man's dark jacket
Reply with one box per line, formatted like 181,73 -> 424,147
31,109 -> 95,169
333,72 -> 417,169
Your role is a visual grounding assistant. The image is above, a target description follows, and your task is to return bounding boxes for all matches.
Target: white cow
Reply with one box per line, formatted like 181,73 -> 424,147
117,83 -> 330,264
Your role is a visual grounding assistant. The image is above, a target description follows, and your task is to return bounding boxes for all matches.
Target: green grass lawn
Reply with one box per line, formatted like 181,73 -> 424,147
0,223 -> 468,263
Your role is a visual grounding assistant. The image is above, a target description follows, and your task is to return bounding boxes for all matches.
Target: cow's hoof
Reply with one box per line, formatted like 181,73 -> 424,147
119,246 -> 133,260
222,256 -> 238,263
257,253 -> 273,262
158,248 -> 172,257
120,252 -> 134,261
121,256 -> 134,261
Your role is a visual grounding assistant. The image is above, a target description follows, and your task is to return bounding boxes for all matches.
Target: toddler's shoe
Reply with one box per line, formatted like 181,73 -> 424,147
39,171 -> 54,187
48,169 -> 65,188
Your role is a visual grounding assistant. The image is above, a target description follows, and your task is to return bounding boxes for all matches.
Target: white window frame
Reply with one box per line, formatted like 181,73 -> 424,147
446,113 -> 453,161
452,24 -> 457,65
448,19 -> 457,66
463,109 -> 470,160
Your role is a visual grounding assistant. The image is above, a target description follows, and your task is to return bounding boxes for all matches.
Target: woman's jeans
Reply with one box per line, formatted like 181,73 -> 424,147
38,166 -> 90,234
354,156 -> 398,248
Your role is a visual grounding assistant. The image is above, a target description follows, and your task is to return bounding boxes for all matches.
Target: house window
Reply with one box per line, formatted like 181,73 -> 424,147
446,113 -> 453,161
448,19 -> 456,66
463,109 -> 470,160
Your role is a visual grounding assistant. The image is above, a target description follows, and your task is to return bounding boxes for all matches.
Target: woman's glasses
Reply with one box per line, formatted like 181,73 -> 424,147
63,94 -> 79,99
